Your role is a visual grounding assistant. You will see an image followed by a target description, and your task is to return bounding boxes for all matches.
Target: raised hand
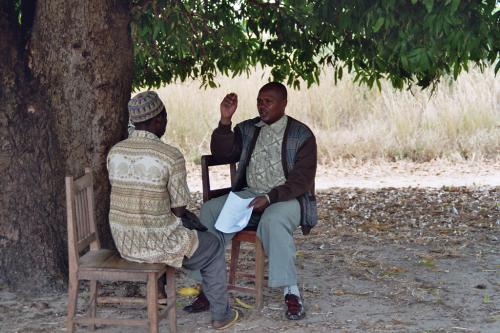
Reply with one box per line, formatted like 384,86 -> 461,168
220,93 -> 238,125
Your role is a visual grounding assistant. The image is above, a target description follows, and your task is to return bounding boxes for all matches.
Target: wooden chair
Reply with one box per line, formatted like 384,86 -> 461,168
201,155 -> 265,310
65,167 -> 177,333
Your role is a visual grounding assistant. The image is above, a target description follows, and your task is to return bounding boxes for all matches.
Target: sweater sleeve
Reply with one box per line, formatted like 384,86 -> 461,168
210,121 -> 242,162
267,135 -> 317,203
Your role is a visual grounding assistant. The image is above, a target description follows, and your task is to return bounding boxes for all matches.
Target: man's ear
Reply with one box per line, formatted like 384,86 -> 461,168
153,115 -> 162,126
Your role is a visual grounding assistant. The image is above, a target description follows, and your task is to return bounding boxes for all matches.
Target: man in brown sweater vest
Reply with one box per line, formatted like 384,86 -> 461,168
185,82 -> 317,320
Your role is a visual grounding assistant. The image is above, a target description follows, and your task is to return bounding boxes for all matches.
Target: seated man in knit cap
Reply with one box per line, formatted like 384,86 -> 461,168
107,91 -> 239,330
184,82 -> 317,320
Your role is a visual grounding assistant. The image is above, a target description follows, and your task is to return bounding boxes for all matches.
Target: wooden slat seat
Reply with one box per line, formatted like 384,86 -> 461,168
65,168 -> 177,333
79,251 -> 166,272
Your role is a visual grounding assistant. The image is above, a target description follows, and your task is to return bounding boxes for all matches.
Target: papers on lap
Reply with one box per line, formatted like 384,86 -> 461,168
214,191 -> 254,233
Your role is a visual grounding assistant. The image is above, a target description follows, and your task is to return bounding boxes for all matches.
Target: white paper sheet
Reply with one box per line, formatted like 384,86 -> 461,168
214,191 -> 254,233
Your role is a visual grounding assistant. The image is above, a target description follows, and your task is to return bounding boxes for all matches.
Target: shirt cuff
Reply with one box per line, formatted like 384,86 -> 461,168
264,194 -> 270,204
267,190 -> 279,204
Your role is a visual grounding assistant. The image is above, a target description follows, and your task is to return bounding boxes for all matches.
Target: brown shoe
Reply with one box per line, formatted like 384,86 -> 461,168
212,308 -> 240,330
183,291 -> 210,313
285,294 -> 305,320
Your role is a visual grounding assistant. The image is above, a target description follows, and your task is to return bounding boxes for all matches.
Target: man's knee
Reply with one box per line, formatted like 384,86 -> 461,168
266,200 -> 299,225
260,211 -> 299,232
257,218 -> 292,242
197,231 -> 223,256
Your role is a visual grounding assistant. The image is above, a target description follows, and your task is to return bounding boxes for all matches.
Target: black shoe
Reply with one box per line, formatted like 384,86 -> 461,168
183,291 -> 210,313
285,293 -> 305,320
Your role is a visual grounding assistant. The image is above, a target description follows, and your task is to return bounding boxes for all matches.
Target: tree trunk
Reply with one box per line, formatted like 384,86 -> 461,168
0,0 -> 132,292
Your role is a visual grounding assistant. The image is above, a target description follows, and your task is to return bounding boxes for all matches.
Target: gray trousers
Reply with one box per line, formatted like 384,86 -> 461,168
182,231 -> 231,321
195,189 -> 301,288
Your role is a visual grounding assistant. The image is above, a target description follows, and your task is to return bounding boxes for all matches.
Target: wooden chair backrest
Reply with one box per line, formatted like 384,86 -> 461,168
65,167 -> 100,270
201,155 -> 236,202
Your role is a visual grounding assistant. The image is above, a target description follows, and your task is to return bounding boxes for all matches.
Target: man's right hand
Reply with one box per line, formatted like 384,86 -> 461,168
220,93 -> 238,125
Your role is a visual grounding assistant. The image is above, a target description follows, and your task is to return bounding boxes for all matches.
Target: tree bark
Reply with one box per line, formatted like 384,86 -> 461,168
0,0 -> 132,292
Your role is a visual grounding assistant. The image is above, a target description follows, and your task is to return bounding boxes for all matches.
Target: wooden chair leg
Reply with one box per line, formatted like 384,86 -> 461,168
147,272 -> 159,333
255,237 -> 265,310
229,239 -> 241,286
166,267 -> 177,333
89,280 -> 98,331
67,274 -> 79,333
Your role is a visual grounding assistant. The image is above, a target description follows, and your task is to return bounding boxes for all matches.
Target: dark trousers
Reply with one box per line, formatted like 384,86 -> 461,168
161,231 -> 231,321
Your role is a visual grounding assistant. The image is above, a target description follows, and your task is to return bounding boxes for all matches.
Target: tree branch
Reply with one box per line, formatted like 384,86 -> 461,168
176,1 -> 209,58
131,0 -> 153,15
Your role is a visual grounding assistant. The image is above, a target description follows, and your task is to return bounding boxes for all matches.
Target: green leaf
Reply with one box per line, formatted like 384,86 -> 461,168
450,0 -> 460,14
152,23 -> 159,40
421,52 -> 430,71
367,75 -> 375,88
401,55 -> 409,69
453,63 -> 461,79
130,0 -> 497,91
373,17 -> 384,33
423,0 -> 434,13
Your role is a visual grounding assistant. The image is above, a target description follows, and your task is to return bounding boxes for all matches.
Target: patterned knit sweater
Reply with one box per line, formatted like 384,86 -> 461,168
107,130 -> 198,267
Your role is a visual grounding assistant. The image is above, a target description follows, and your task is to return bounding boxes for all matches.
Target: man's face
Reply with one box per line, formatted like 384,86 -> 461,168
257,88 -> 287,124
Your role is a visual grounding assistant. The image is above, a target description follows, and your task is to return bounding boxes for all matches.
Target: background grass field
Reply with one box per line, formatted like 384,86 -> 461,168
154,65 -> 499,165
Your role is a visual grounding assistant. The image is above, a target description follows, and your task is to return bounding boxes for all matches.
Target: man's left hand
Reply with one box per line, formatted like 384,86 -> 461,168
181,210 -> 208,231
248,196 -> 269,214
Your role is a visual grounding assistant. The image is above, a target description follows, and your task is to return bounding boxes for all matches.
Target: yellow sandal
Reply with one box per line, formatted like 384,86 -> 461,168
213,308 -> 240,330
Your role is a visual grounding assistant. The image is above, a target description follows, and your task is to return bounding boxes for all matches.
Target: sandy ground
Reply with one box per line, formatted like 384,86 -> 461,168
1,160 -> 499,333
186,159 -> 500,192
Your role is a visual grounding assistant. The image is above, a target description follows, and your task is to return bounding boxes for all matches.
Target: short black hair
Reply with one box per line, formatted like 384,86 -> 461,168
259,82 -> 287,100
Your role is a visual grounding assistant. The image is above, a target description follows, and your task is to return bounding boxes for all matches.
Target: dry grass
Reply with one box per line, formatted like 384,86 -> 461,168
154,65 -> 499,164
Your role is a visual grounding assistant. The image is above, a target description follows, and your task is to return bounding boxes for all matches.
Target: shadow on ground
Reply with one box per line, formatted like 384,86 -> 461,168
1,188 -> 499,333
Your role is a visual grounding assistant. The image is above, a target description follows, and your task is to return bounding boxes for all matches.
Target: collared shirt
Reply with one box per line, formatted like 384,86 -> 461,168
107,130 -> 198,267
246,115 -> 288,193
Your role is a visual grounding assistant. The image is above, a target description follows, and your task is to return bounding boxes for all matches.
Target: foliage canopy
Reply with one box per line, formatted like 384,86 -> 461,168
131,0 -> 499,90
